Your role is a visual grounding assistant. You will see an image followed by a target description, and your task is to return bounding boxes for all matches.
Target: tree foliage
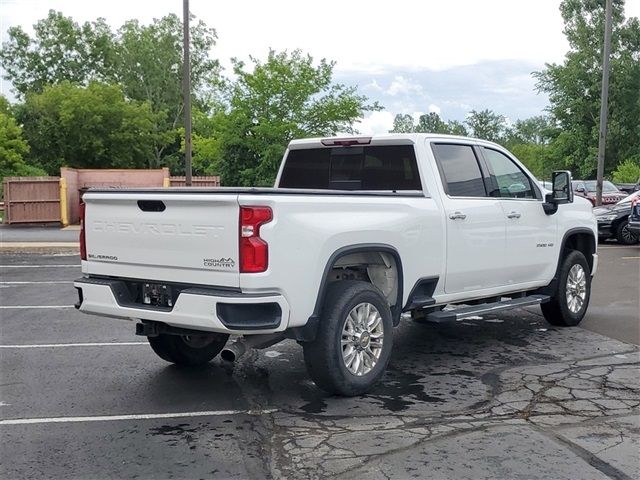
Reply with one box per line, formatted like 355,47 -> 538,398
0,107 -> 46,181
534,0 -> 640,177
218,50 -> 381,186
611,157 -> 640,183
0,11 -> 115,96
465,109 -> 507,143
114,14 -> 220,166
390,112 -> 468,136
18,82 -> 160,174
1,11 -> 221,170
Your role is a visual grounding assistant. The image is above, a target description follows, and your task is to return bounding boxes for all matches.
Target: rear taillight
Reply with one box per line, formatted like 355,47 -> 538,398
79,202 -> 87,261
239,206 -> 272,273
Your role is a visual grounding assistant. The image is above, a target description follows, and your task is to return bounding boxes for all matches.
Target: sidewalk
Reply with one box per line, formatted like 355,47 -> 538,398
0,224 -> 79,251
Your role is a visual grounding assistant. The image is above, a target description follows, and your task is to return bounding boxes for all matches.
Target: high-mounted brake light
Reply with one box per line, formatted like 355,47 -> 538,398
321,137 -> 372,147
79,202 -> 87,261
239,206 -> 272,273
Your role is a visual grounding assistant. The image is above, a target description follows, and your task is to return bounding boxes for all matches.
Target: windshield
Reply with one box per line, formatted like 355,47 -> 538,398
584,181 -> 619,193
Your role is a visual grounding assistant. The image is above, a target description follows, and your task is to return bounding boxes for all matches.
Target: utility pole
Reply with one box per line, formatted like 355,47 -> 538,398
596,0 -> 613,206
183,0 -> 192,186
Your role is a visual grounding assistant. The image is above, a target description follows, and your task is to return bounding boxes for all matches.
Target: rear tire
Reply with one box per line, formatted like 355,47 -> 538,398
148,332 -> 229,366
302,280 -> 393,396
615,219 -> 639,245
541,250 -> 591,326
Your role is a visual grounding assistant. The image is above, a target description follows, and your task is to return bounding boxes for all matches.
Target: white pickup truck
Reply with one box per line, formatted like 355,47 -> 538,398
75,134 -> 598,396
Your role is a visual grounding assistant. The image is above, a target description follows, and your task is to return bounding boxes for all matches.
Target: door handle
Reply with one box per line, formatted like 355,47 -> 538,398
449,211 -> 467,220
507,211 -> 521,219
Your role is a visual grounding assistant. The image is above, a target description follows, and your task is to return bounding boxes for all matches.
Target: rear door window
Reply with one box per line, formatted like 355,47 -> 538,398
431,143 -> 487,197
279,145 -> 421,191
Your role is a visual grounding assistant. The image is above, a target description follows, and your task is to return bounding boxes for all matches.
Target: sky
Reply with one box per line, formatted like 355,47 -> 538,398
2,0 -> 640,134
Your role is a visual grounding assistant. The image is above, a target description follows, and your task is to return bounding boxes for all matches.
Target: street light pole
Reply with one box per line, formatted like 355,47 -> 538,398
596,0 -> 613,206
183,0 -> 192,186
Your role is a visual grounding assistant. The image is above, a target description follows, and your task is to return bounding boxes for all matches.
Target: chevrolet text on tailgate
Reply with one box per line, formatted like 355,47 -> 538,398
75,134 -> 598,396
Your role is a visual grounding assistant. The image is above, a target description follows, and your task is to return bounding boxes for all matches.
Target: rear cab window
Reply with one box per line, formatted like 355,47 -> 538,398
278,145 -> 422,191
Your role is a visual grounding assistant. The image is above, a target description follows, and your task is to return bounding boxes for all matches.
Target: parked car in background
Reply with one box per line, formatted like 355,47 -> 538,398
573,180 -> 627,206
628,195 -> 640,236
615,180 -> 640,195
594,191 -> 640,244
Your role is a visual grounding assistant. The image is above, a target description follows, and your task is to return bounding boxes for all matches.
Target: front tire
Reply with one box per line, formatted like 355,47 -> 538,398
541,250 -> 591,326
303,281 -> 394,396
148,332 -> 229,366
615,219 -> 639,245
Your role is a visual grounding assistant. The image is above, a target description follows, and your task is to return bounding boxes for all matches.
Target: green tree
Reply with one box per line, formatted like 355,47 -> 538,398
0,108 -> 46,181
465,109 -> 507,143
183,108 -> 226,175
218,50 -> 381,186
504,115 -> 556,147
445,120 -> 468,136
0,11 -> 115,96
115,14 -> 220,167
611,157 -> 640,183
390,112 -> 468,135
390,114 -> 415,133
1,11 -> 221,170
534,0 -> 640,177
415,112 -> 448,133
18,82 -> 160,174
0,96 -> 11,114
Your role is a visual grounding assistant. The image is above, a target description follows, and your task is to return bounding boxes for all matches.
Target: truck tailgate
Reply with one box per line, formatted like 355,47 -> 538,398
82,192 -> 240,287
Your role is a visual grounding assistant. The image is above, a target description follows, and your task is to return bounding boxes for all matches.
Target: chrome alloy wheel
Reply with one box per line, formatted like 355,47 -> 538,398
565,264 -> 587,314
341,302 -> 384,376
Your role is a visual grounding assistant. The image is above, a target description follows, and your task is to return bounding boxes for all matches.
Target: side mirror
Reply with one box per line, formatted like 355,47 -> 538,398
576,186 -> 585,193
552,171 -> 573,203
543,170 -> 573,215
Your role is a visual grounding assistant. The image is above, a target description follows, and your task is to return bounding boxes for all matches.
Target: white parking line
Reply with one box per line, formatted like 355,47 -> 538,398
0,305 -> 75,309
0,342 -> 147,349
0,281 -> 74,285
0,409 -> 278,426
0,265 -> 79,268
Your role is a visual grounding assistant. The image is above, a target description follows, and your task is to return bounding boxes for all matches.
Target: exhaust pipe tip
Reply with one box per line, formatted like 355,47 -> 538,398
220,348 -> 237,362
220,334 -> 285,363
220,342 -> 246,363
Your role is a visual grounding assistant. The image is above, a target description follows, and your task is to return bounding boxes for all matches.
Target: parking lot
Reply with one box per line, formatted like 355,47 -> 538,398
1,245 -> 638,479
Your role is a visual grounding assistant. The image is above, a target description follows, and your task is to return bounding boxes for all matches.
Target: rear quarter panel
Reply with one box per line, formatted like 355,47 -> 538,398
238,194 -> 444,328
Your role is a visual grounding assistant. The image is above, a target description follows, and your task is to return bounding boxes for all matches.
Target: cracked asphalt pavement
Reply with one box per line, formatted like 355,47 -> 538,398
1,246 -> 638,479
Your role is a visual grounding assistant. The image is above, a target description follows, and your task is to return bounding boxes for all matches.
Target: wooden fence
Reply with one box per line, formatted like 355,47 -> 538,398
169,176 -> 221,187
2,177 -> 61,224
2,174 -> 222,224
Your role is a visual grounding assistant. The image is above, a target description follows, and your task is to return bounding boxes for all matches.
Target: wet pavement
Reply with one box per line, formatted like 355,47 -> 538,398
0,248 -> 638,479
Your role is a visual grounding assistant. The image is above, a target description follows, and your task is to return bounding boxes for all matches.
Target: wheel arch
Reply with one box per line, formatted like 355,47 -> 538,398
535,227 -> 596,298
561,228 -> 596,273
537,227 -> 597,295
289,243 -> 404,342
